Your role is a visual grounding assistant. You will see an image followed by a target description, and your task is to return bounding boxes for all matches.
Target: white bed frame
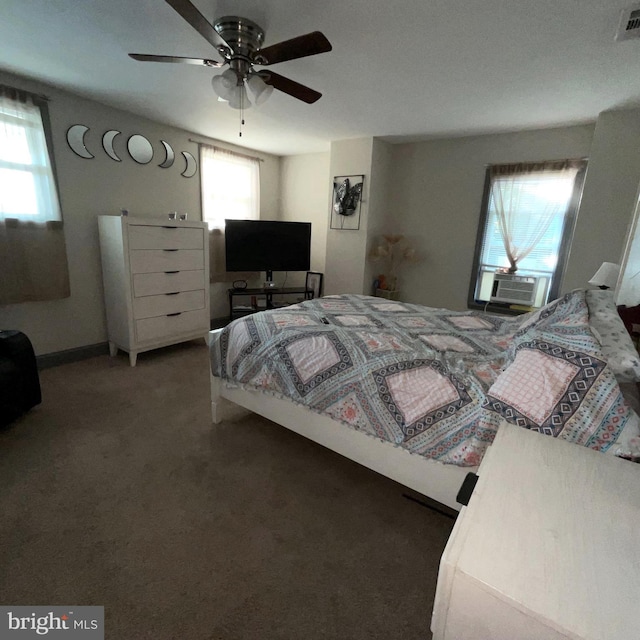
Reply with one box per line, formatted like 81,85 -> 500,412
209,332 -> 472,512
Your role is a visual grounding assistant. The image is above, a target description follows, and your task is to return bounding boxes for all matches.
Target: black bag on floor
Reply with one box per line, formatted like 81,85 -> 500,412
0,330 -> 41,426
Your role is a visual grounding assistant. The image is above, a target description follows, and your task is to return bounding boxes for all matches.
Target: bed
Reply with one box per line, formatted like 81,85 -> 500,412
209,288 -> 640,511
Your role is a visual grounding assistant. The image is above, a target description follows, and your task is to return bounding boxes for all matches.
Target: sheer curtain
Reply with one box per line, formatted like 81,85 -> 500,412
0,85 -> 70,303
200,144 -> 260,282
490,161 -> 580,273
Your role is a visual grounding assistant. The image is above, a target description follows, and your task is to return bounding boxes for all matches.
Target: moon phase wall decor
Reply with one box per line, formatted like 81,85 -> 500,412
181,151 -> 197,178
159,140 -> 175,168
127,134 -> 154,164
66,125 -> 94,159
102,130 -> 122,161
65,125 -> 195,176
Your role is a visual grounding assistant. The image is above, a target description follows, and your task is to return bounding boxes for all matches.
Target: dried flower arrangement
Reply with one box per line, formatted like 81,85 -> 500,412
368,234 -> 418,291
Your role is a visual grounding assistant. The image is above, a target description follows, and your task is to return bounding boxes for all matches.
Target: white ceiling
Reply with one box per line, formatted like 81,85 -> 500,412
2,0 -> 640,156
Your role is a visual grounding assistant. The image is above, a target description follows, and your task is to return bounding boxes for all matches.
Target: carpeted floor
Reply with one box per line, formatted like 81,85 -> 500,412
0,341 -> 455,639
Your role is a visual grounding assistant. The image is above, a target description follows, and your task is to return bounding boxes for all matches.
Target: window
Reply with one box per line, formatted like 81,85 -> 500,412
0,88 -> 61,223
200,145 -> 260,230
468,160 -> 587,310
0,85 -> 70,305
200,144 -> 261,282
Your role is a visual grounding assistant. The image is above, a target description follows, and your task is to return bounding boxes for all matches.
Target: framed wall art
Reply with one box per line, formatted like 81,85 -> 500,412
330,175 -> 364,230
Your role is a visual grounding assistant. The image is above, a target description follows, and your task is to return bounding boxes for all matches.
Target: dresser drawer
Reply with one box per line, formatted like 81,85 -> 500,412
129,249 -> 204,274
133,290 -> 205,320
132,270 -> 205,297
135,309 -> 209,343
128,225 -> 204,250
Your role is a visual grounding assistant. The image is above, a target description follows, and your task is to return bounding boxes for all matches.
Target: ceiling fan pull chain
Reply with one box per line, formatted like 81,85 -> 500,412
241,82 -> 248,137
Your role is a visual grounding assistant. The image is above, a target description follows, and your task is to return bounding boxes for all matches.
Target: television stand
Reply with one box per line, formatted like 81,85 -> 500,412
228,286 -> 313,321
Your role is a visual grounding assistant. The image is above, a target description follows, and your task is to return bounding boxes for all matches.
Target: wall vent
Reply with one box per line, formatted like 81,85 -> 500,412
616,4 -> 640,41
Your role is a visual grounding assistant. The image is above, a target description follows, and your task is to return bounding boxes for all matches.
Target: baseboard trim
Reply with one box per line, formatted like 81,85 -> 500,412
38,321 -> 227,369
37,342 -> 110,370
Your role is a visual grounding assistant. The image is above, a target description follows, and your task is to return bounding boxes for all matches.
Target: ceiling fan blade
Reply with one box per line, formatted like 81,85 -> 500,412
263,71 -> 322,104
256,31 -> 332,66
163,0 -> 227,49
129,53 -> 222,67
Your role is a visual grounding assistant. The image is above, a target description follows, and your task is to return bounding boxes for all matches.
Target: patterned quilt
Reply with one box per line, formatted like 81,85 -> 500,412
210,291 -> 633,466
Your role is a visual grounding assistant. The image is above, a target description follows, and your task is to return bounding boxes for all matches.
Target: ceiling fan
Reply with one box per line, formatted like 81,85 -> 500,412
129,0 -> 332,109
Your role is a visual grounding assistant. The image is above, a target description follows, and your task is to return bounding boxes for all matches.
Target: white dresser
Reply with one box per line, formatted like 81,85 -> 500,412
98,215 -> 210,366
431,423 -> 640,640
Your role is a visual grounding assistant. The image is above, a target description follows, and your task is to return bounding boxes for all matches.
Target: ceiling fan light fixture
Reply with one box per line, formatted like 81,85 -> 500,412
129,2 -> 332,135
212,67 -> 242,101
220,67 -> 238,88
247,73 -> 273,106
228,83 -> 251,110
212,74 -> 233,100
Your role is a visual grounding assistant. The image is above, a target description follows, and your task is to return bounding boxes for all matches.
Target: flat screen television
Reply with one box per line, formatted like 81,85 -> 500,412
225,219 -> 311,279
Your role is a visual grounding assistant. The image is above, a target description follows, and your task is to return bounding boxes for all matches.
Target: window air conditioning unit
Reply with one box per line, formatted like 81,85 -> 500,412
490,273 -> 539,305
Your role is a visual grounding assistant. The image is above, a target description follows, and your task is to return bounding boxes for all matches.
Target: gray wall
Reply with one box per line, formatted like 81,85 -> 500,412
0,70 -> 280,355
364,138 -> 394,294
279,152 -> 330,287
324,138 -> 373,295
388,124 -> 596,310
566,108 -> 640,295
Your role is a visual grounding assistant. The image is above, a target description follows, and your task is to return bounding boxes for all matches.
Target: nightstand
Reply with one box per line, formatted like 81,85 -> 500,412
431,423 -> 640,640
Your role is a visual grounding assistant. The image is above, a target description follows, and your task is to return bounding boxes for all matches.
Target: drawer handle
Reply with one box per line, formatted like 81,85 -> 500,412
164,270 -> 179,274
165,292 -> 180,296
167,312 -> 182,317
163,249 -> 179,252
162,226 -> 178,229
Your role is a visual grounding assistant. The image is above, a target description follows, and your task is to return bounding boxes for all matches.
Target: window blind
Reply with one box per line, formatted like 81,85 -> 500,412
200,144 -> 260,230
479,171 -> 578,275
0,90 -> 61,223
